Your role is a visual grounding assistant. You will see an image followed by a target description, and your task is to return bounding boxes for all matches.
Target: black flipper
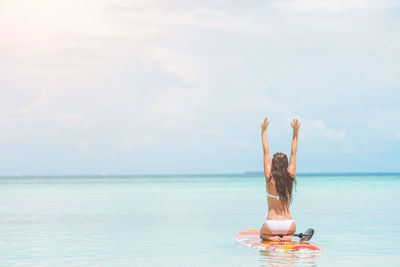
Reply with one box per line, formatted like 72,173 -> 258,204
300,228 -> 314,241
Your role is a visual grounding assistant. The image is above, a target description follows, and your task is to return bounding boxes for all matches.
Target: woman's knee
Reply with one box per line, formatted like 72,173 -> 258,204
260,222 -> 273,240
260,222 -> 272,234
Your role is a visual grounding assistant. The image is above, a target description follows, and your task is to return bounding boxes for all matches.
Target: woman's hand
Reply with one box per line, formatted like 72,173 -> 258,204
261,117 -> 269,132
268,235 -> 282,242
281,235 -> 293,242
290,118 -> 301,135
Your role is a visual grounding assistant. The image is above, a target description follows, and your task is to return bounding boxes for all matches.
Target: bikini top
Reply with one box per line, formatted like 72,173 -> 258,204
267,192 -> 280,200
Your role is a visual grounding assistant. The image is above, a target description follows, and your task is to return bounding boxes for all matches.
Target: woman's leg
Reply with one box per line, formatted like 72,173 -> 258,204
281,221 -> 296,242
260,222 -> 282,242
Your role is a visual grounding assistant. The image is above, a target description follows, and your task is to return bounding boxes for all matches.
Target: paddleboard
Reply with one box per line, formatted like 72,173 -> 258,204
236,230 -> 323,252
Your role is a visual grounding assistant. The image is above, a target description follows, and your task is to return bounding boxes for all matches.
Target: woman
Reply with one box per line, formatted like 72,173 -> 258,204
259,117 -> 300,242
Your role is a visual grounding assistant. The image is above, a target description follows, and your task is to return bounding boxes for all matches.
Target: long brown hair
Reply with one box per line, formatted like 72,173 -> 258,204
270,152 -> 296,206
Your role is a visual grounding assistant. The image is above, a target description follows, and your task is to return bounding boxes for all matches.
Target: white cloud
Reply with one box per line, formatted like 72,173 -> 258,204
0,0 -> 399,174
143,135 -> 155,142
272,0 -> 399,14
302,119 -> 346,139
116,135 -> 157,150
1,0 -> 220,142
77,141 -> 89,151
116,136 -> 136,150
104,3 -> 263,36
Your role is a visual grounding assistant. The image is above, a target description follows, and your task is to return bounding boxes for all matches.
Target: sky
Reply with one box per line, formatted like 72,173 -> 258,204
0,0 -> 399,175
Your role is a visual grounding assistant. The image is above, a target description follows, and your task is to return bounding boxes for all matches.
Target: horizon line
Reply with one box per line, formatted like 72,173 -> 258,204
0,171 -> 399,178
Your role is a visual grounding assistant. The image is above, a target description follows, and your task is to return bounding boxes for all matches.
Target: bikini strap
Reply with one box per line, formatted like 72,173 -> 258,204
267,192 -> 280,200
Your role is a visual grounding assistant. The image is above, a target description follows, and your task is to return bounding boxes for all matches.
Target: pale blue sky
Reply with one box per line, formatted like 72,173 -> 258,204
1,0 -> 399,175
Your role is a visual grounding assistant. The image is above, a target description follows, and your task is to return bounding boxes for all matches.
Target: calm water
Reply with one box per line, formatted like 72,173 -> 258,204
0,173 -> 399,266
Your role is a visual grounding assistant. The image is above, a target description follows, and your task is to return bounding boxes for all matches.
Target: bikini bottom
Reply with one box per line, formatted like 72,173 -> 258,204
265,219 -> 295,235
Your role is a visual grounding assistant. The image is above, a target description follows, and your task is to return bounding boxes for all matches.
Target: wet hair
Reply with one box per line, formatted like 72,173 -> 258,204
270,152 -> 296,206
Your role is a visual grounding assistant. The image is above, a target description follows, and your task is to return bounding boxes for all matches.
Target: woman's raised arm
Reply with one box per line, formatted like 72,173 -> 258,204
288,118 -> 300,178
261,117 -> 271,181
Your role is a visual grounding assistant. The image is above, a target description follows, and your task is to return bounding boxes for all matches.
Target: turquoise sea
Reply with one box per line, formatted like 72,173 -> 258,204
0,173 -> 399,266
